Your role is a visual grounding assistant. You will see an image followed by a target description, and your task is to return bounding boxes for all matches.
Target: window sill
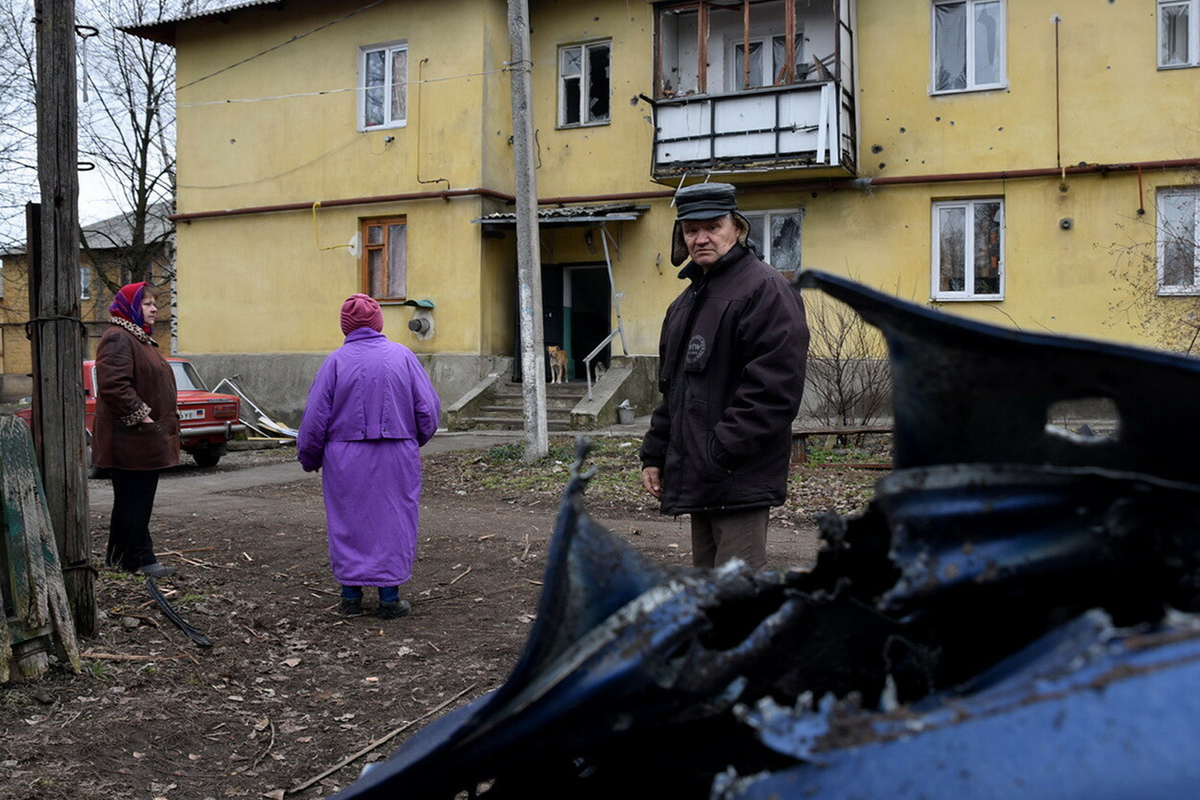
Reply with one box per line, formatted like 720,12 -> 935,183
1157,63 -> 1200,71
1156,288 -> 1200,297
557,120 -> 610,130
930,295 -> 1004,303
359,120 -> 408,133
929,83 -> 1009,97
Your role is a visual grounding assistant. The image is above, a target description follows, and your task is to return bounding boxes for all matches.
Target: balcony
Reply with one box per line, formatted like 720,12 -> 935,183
649,0 -> 857,180
651,79 -> 854,178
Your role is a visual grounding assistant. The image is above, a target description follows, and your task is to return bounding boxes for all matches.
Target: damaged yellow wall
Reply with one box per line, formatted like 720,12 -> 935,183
165,0 -> 1199,367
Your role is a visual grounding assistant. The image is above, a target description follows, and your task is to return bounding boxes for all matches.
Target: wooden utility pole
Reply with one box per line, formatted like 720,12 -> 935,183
507,0 -> 548,461
32,0 -> 95,636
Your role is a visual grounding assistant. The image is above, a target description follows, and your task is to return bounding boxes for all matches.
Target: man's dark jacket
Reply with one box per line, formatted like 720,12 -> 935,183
640,243 -> 809,515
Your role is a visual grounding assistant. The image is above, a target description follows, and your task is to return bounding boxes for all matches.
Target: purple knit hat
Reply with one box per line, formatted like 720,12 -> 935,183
340,293 -> 384,335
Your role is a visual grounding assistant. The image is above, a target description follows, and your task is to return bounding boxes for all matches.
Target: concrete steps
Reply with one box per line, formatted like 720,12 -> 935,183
467,381 -> 589,432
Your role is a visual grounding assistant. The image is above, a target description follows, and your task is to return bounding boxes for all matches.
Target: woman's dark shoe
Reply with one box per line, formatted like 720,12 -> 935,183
138,562 -> 177,578
377,600 -> 411,620
338,597 -> 364,616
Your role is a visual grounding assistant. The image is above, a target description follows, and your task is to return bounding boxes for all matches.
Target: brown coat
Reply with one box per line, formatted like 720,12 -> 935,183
91,324 -> 181,470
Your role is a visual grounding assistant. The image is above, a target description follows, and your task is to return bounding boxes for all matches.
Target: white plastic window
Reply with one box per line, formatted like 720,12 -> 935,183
1158,188 -> 1200,294
744,209 -> 803,274
932,198 -> 1004,300
1160,0 -> 1200,67
360,41 -> 408,130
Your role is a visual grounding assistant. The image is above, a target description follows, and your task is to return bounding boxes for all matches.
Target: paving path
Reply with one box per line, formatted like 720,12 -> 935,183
87,419 -> 651,517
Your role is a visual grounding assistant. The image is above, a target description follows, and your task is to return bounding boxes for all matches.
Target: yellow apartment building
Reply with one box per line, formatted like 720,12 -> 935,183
125,0 -> 1200,425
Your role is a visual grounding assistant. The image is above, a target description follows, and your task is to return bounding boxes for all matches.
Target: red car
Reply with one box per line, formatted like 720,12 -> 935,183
84,358 -> 245,468
20,358 -> 245,471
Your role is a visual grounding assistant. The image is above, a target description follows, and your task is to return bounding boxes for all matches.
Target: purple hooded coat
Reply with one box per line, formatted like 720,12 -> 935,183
297,329 -> 441,587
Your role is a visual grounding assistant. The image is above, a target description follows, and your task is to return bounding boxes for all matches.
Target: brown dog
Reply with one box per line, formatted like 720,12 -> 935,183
547,345 -> 568,383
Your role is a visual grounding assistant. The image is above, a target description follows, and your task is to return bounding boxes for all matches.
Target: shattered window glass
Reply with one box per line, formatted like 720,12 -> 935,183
559,41 -> 610,127
657,1 -> 808,97
743,209 -> 803,274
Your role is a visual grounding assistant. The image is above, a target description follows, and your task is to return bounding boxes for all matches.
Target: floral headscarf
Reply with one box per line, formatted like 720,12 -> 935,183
109,282 -> 152,335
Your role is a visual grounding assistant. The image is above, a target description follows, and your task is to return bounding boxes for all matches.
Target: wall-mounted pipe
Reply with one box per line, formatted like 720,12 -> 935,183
170,187 -> 515,222
170,157 -> 1200,224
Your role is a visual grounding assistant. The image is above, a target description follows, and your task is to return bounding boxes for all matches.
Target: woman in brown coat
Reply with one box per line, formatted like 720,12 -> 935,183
92,282 -> 181,577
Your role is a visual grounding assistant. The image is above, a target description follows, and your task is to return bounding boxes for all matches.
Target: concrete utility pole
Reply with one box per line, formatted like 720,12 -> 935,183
507,0 -> 548,461
32,0 -> 95,636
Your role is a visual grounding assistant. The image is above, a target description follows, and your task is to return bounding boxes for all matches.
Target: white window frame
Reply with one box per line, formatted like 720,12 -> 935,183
558,41 -> 611,128
931,198 -> 1004,301
80,266 -> 91,300
743,209 -> 803,273
359,40 -> 408,131
1159,0 -> 1200,68
1157,187 -> 1200,295
930,0 -> 1006,94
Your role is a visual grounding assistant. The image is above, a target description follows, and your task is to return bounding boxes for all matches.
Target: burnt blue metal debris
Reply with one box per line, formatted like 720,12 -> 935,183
334,270 -> 1200,800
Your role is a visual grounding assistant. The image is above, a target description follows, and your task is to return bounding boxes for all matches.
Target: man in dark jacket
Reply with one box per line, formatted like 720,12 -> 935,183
640,183 -> 809,569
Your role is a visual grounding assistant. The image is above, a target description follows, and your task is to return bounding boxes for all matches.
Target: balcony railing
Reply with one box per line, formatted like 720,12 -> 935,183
651,81 -> 854,177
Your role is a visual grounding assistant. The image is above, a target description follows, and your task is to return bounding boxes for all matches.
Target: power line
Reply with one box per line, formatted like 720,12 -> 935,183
177,0 -> 388,91
178,67 -> 511,108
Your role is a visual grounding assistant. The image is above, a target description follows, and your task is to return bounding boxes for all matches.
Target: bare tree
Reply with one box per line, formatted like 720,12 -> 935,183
0,1 -> 222,286
1106,170 -> 1200,355
77,0 -> 180,294
802,291 -> 893,429
0,1 -> 38,253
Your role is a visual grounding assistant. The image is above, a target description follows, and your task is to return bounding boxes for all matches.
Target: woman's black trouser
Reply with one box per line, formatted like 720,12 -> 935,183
106,468 -> 161,571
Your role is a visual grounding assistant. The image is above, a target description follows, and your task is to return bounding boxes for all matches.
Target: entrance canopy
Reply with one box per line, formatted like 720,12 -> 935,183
472,203 -> 647,233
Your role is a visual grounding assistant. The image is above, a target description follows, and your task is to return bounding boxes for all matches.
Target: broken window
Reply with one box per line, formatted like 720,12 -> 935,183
1160,0 -> 1199,67
729,33 -> 804,91
656,0 -> 816,98
559,41 -> 611,127
932,198 -> 1003,300
744,209 -> 803,274
931,0 -> 1005,93
1158,188 -> 1200,294
360,41 -> 407,130
362,217 -> 407,301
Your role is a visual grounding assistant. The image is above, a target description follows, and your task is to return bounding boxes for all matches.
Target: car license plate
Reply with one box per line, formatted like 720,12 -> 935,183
179,409 -> 204,421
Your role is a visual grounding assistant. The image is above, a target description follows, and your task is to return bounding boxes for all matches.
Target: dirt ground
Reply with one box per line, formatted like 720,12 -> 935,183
0,436 -> 883,800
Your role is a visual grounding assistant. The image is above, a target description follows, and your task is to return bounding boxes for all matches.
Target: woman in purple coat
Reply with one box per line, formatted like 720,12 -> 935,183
297,294 -> 441,620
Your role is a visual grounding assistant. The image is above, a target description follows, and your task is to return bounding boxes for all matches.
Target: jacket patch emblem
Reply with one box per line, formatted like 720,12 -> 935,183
686,334 -> 707,365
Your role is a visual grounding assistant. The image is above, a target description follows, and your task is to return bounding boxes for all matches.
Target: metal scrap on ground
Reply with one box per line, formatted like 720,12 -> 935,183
212,377 -> 298,439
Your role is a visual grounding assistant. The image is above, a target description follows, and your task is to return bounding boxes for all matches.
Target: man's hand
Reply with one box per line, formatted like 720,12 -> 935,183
641,466 -> 663,499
